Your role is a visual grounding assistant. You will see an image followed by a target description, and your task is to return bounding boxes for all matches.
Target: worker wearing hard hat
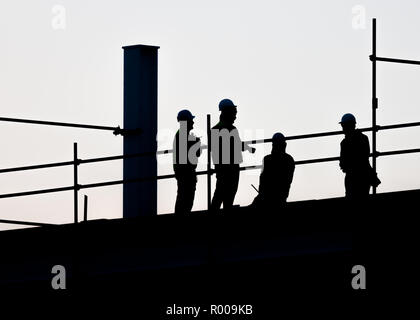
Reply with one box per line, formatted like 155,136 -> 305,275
173,109 -> 202,214
339,113 -> 380,199
251,132 -> 295,210
210,99 -> 256,211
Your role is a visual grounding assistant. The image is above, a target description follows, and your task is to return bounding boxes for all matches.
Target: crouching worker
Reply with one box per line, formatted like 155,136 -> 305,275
252,132 -> 295,211
173,109 -> 202,215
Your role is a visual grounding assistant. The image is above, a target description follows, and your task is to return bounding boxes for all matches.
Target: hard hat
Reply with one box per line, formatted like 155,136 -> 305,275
218,99 -> 237,111
272,132 -> 286,142
177,109 -> 195,121
339,113 -> 356,124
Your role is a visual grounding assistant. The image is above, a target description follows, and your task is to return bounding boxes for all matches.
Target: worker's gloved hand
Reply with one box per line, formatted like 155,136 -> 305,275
242,142 -> 256,154
114,127 -> 143,136
113,126 -> 123,136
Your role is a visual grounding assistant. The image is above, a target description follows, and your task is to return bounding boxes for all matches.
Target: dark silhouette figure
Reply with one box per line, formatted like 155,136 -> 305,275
252,133 -> 295,210
173,110 -> 201,214
339,113 -> 380,200
210,99 -> 255,211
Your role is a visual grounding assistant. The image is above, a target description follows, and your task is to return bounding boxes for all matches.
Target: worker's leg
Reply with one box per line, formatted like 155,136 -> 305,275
210,171 -> 225,211
345,174 -> 370,201
175,177 -> 186,214
185,175 -> 197,213
222,168 -> 240,210
344,174 -> 355,199
175,174 -> 197,214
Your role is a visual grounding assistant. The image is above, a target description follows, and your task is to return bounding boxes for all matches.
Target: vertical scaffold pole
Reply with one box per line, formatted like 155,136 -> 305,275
207,114 -> 212,210
83,195 -> 88,222
372,18 -> 378,195
73,142 -> 79,223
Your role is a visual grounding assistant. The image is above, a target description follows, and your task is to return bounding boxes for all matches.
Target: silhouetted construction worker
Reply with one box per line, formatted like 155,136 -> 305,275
173,109 -> 201,214
339,113 -> 380,199
210,99 -> 255,211
252,132 -> 295,210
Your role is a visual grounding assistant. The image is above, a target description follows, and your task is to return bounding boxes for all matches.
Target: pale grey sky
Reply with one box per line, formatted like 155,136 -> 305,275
1,0 -> 420,230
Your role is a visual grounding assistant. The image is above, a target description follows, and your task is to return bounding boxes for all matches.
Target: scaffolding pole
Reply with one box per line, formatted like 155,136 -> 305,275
73,143 -> 79,224
372,18 -> 378,195
373,56 -> 420,65
0,116 -> 142,136
207,114 -> 212,210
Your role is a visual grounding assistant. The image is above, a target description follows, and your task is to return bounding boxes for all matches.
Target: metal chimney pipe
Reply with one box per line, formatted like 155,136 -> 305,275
122,44 -> 159,217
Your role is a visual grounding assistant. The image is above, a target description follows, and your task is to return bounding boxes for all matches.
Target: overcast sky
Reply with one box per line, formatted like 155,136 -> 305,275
1,0 -> 420,230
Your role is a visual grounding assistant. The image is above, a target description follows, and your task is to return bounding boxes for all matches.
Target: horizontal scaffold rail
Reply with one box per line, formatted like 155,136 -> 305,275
0,219 -> 57,227
370,55 -> 420,66
1,147 -> 419,200
0,186 -> 75,199
243,120 -> 420,144
0,116 -> 143,136
1,121 -> 420,175
0,160 -> 75,174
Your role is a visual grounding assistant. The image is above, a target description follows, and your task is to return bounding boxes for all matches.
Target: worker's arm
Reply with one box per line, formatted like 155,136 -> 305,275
287,159 -> 295,186
363,134 -> 370,158
242,142 -> 256,154
231,127 -> 256,154
339,141 -> 347,172
194,136 -> 202,158
258,156 -> 268,194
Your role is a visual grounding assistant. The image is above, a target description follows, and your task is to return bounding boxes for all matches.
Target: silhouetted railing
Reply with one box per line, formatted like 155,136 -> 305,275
0,116 -> 142,136
1,116 -> 420,227
2,18 -> 420,227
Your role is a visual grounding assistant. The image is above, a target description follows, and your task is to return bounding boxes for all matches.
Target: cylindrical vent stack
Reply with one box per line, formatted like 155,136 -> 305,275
123,44 -> 159,217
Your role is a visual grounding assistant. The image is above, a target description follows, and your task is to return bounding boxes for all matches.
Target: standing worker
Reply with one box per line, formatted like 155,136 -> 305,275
252,132 -> 295,211
339,113 -> 380,200
210,99 -> 255,211
173,109 -> 201,214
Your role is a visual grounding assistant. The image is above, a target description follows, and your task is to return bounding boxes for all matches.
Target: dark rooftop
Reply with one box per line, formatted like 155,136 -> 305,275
0,189 -> 417,305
